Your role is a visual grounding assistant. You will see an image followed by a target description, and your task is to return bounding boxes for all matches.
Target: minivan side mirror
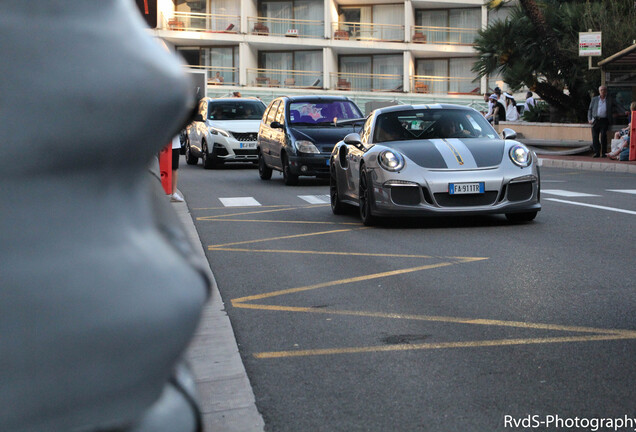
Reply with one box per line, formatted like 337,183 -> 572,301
270,121 -> 284,129
343,133 -> 362,146
194,114 -> 204,122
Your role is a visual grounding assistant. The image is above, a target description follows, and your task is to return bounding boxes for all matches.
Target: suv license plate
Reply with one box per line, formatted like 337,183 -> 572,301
240,142 -> 256,149
449,182 -> 484,195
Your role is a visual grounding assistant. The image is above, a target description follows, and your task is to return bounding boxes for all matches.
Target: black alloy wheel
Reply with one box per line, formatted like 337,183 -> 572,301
358,165 -> 376,226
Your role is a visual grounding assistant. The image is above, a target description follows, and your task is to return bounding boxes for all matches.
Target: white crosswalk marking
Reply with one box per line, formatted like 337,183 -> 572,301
219,197 -> 261,207
542,189 -> 599,198
607,189 -> 636,195
298,195 -> 330,204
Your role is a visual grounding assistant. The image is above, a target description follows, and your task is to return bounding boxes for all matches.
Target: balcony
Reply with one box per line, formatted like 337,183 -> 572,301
247,68 -> 323,89
187,66 -> 239,87
330,72 -> 403,92
332,22 -> 405,42
411,25 -> 479,46
247,17 -> 323,38
412,75 -> 480,95
160,11 -> 239,33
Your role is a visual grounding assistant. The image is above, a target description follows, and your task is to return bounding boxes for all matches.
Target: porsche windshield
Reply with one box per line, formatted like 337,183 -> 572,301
373,109 -> 499,143
288,101 -> 362,125
208,101 -> 265,120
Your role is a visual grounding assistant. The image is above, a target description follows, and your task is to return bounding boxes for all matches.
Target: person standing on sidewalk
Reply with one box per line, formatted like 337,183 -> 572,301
587,85 -> 620,158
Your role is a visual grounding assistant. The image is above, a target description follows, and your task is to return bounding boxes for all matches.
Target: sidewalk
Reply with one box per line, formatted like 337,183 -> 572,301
172,200 -> 265,432
538,153 -> 636,173
169,154 -> 634,432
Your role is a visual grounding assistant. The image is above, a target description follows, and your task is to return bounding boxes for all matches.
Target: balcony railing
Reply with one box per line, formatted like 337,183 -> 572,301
332,22 -> 405,42
160,11 -> 240,33
247,68 -> 323,89
187,65 -> 239,87
247,16 -> 323,38
330,72 -> 403,92
411,25 -> 479,46
412,75 -> 480,95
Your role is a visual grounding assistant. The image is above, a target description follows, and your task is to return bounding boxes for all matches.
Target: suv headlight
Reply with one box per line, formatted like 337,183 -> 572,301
378,150 -> 405,172
509,144 -> 531,167
296,140 -> 320,154
211,127 -> 230,138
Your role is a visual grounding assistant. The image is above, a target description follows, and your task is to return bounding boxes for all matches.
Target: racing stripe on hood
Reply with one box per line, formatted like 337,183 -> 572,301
431,139 -> 476,169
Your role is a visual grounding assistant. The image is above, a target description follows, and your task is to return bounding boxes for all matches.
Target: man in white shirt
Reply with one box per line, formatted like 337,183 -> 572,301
587,85 -> 617,158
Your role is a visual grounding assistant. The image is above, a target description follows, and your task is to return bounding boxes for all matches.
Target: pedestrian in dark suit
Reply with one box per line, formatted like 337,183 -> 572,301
587,85 -> 620,158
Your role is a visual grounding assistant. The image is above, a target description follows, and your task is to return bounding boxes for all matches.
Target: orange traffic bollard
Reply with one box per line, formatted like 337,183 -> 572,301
630,111 -> 635,161
159,144 -> 172,194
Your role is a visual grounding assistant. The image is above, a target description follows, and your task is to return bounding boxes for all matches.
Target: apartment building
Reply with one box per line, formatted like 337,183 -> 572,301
142,0 -> 511,108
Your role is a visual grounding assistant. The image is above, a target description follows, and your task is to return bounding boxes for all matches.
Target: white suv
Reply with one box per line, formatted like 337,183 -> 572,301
185,97 -> 266,169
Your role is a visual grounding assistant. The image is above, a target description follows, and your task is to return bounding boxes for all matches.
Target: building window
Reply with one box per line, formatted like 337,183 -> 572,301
339,54 -> 403,91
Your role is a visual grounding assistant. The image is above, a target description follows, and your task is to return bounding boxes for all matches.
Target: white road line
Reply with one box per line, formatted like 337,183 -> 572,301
219,197 -> 261,207
299,195 -> 330,204
542,189 -> 600,198
545,198 -> 636,215
607,189 -> 636,195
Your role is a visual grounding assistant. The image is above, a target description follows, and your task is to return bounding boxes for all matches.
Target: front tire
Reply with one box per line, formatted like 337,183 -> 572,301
505,211 -> 537,223
185,140 -> 198,165
359,165 -> 376,226
330,164 -> 346,215
282,154 -> 299,186
258,151 -> 272,180
202,141 -> 221,170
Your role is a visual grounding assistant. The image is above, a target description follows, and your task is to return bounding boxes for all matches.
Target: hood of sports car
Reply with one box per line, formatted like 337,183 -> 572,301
388,139 -> 505,169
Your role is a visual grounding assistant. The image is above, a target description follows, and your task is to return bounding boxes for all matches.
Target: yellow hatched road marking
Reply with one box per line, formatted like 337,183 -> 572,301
254,334 -> 636,359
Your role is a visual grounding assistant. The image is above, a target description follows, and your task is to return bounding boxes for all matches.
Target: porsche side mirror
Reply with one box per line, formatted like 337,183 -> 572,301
270,121 -> 284,129
502,128 -> 517,140
343,133 -> 362,146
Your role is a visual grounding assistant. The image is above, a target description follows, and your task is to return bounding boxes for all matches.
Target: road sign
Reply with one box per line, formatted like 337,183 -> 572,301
579,32 -> 602,56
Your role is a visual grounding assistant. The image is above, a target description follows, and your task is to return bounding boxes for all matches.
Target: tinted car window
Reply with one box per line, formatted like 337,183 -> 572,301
288,100 -> 362,125
208,101 -> 265,120
373,109 -> 498,143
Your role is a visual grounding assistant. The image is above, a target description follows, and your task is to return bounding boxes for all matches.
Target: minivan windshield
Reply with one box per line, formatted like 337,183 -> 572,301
208,101 -> 265,120
288,100 -> 362,125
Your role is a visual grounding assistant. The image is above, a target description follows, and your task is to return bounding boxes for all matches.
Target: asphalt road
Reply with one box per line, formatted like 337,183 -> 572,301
178,159 -> 636,432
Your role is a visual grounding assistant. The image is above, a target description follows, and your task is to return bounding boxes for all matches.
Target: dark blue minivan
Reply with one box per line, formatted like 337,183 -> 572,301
257,95 -> 363,185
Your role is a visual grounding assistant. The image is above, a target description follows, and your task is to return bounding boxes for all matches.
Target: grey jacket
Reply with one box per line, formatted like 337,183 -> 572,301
588,95 -> 620,125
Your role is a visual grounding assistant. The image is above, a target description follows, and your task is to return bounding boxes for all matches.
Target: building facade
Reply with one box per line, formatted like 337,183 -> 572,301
143,0 -> 511,109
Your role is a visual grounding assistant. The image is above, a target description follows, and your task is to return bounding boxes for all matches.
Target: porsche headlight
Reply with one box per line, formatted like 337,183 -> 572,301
378,150 -> 405,172
509,144 -> 531,167
296,140 -> 320,154
211,127 -> 230,138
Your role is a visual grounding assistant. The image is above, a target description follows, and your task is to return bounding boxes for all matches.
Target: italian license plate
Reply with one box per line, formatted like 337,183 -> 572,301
239,142 -> 256,149
326,158 -> 330,166
449,182 -> 484,195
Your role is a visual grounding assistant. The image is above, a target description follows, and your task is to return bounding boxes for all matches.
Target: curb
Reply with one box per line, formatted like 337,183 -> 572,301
171,196 -> 265,432
538,157 -> 636,174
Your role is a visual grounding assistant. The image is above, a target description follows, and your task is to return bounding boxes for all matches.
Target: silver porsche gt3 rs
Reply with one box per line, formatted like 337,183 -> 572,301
329,104 -> 541,226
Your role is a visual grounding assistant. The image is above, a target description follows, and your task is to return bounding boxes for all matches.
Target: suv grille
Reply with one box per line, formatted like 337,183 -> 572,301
231,132 -> 258,142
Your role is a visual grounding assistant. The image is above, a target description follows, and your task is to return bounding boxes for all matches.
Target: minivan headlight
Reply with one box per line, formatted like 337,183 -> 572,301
296,140 -> 320,154
509,144 -> 531,167
378,150 -> 405,172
